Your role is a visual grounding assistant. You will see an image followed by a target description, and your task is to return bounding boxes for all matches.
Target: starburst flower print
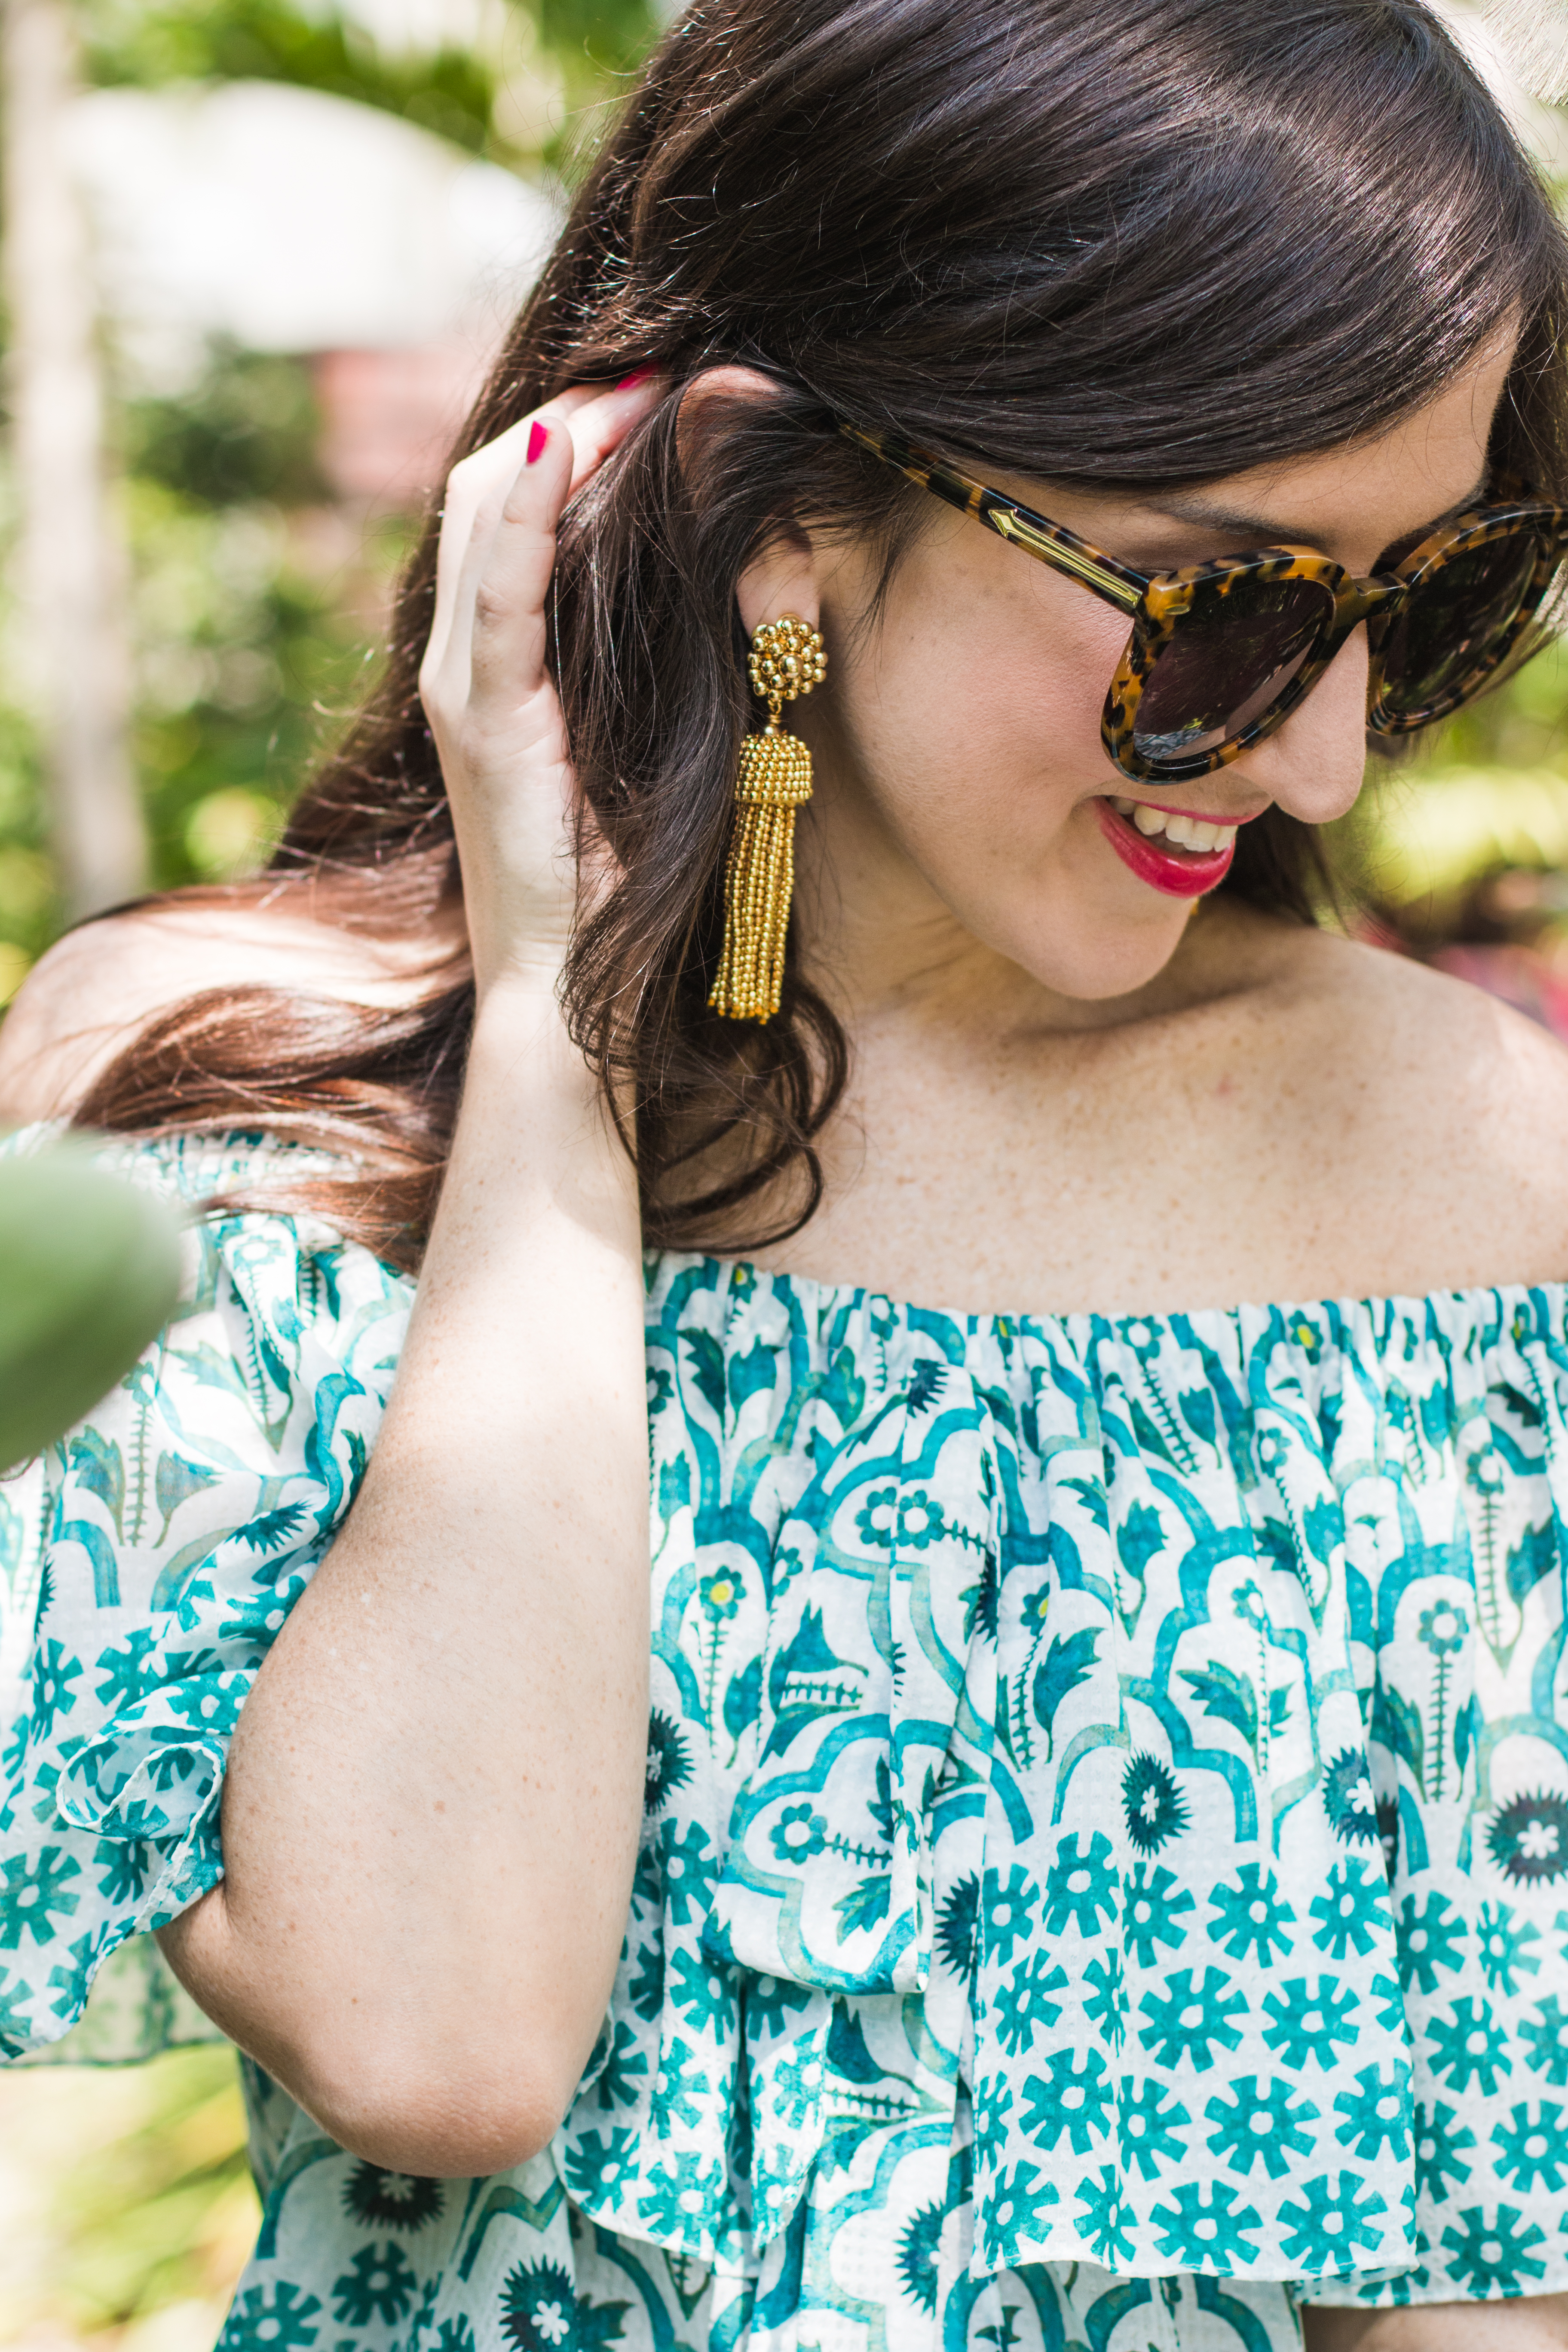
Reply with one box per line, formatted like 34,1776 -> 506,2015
341,2161 -> 444,2230
1439,2204 -> 1548,2297
0,1848 -> 80,1951
217,2282 -> 322,2352
744,1971 -> 812,2037
1121,1752 -> 1189,1855
1123,1859 -> 1195,1967
1041,1830 -> 1117,1938
1137,1966 -> 1247,2072
28,1640 -> 81,1742
1330,2060 -> 1411,2162
637,2151 -> 726,2239
1019,2046 -> 1112,2153
1520,1992 -> 1568,2086
1414,2099 -> 1477,2200
1428,1995 -> 1510,2095
1204,2073 -> 1320,2180
854,1487 -> 898,1548
1486,1791 -> 1568,1885
330,2244 -> 417,2330
894,2199 -> 945,2315
1207,1862 -> 1294,1967
1083,1950 -> 1128,2048
1259,1976 -> 1359,2073
1277,2174 -> 1388,2275
499,2261 -> 578,2351
991,1951 -> 1068,2055
1308,1859 -> 1383,1959
934,1872 -> 979,1981
1321,1748 -> 1378,1847
566,2126 -> 639,2201
1396,1889 -> 1467,1993
1476,1900 -> 1542,1993
981,1865 -> 1038,1966
1116,2078 -> 1191,2181
1491,2099 -> 1568,2194
1075,2165 -> 1136,2267
668,1948 -> 738,2035
643,1710 -> 694,1818
1149,2180 -> 1263,2269
986,2158 -> 1057,2254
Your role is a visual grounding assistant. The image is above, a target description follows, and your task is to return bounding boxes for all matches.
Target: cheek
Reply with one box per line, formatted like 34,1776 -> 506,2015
849,566 -> 1129,842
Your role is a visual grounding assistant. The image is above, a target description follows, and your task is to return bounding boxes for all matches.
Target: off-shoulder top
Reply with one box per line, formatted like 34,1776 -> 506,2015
3,1130 -> 1567,2352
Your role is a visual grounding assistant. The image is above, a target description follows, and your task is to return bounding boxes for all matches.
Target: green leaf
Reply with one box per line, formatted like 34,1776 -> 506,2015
1374,1681 -> 1424,1793
0,1152 -> 183,1475
1507,1517 -> 1557,1605
1178,1660 -> 1258,1751
833,1874 -> 891,1938
1032,1627 -> 1099,1733
681,1329 -> 727,1424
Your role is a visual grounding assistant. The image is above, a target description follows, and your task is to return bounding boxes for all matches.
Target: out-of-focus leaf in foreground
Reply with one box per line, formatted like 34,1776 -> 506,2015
0,1148 -> 183,1473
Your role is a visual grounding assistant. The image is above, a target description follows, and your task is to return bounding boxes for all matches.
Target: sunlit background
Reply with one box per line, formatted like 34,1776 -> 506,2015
3,0 -> 1568,2346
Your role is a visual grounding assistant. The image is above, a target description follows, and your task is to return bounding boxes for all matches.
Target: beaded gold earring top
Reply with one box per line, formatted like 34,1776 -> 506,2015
708,614 -> 827,1022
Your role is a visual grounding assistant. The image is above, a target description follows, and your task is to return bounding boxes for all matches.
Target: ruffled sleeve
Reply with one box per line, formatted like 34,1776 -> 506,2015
0,1131 -> 413,2057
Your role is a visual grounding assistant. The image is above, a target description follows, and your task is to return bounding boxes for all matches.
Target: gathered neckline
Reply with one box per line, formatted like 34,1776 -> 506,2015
663,1247 -> 1567,1337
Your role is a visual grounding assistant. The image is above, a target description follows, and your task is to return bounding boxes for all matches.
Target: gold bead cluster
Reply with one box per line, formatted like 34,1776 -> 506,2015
747,615 -> 827,714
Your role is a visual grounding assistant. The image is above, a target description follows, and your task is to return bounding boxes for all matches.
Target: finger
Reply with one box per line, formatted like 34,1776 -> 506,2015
453,377 -> 665,714
424,389 -> 599,692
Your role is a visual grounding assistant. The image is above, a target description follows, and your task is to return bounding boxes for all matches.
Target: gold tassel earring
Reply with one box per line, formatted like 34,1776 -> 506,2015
709,614 -> 827,1022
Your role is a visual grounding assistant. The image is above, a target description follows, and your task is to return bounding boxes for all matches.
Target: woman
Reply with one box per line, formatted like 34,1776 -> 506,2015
3,0 -> 1568,2345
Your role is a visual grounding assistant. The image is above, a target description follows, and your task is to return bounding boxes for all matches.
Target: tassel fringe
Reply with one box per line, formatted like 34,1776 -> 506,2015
708,724 -> 813,1022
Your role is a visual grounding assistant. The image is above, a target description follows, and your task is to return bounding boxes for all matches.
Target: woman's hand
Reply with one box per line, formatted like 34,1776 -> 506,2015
419,374 -> 662,998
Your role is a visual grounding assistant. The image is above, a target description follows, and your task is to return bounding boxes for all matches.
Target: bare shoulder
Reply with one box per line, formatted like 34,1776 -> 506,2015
1286,928 -> 1568,1141
0,894 -> 466,1125
1259,923 -> 1568,1286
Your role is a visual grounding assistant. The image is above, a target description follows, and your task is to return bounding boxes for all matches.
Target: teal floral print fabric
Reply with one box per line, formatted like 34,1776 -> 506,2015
4,1131 -> 1568,2352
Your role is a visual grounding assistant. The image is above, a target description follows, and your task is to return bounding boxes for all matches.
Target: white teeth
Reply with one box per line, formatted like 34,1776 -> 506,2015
1114,797 -> 1237,853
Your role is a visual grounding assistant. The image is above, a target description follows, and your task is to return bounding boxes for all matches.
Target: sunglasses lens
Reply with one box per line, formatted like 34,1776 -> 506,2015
1133,573 -> 1333,766
1375,533 -> 1542,723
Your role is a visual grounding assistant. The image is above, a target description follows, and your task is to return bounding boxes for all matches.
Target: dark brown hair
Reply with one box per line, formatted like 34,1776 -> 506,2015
76,0 -> 1568,1268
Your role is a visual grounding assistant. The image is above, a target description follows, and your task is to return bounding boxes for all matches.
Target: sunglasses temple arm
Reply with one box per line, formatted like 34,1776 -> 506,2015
836,419 -> 1145,617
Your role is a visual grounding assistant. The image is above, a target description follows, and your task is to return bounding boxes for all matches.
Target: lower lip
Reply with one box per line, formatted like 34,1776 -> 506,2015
1094,799 -> 1235,898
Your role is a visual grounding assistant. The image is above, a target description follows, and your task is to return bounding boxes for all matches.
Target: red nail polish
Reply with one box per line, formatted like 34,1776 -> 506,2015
526,420 -> 548,464
615,362 -> 657,390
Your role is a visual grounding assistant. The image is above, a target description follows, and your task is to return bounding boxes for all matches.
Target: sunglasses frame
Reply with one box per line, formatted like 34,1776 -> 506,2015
837,420 -> 1568,786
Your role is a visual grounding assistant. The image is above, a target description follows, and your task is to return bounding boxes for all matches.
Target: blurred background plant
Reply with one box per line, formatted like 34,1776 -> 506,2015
3,0 -> 1568,2348
0,4 -> 660,2343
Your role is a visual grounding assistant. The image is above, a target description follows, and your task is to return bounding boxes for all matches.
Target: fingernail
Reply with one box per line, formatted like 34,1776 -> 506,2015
615,362 -> 658,390
526,420 -> 548,464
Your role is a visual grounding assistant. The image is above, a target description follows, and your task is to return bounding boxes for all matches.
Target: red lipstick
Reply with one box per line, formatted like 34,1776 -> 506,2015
1094,798 -> 1234,899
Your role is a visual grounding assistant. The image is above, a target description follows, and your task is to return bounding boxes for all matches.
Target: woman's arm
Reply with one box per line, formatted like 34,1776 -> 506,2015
158,378 -> 663,2177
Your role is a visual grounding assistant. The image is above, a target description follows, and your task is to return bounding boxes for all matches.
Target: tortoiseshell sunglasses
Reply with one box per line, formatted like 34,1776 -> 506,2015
838,420 -> 1568,786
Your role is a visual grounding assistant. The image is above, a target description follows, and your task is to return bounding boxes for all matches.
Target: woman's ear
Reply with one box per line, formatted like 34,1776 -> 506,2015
676,365 -> 821,637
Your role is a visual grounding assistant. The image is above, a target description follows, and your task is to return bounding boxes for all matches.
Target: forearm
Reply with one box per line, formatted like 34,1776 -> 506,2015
160,975 -> 650,2173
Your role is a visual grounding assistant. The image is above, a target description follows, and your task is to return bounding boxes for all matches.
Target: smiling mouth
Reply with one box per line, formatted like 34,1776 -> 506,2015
1095,794 -> 1246,899
1107,796 -> 1240,853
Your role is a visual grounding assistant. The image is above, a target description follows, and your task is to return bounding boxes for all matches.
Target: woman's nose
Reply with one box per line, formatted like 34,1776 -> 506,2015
1231,626 -> 1371,826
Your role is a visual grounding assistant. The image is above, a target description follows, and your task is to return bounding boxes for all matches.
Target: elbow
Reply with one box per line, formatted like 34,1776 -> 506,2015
289,2031 -> 585,2179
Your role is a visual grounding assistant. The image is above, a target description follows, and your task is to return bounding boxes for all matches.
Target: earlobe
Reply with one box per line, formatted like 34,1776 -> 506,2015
736,538 -> 821,639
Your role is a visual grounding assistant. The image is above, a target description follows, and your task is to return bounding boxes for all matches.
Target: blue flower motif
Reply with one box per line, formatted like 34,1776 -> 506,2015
1414,2099 -> 1477,2200
1137,1966 -> 1246,2073
769,1803 -> 827,1864
1075,2165 -> 1136,2266
1204,2073 -> 1320,2180
565,2126 -> 640,2201
668,1947 -> 738,2035
1207,1862 -> 1294,1966
1330,2060 -> 1411,2162
1308,1859 -> 1384,1960
0,1847 -> 81,1951
636,2151 -> 726,2240
1491,2100 -> 1568,2194
1427,1995 -> 1509,2095
330,2244 -> 417,2330
1149,2179 -> 1263,2269
1019,2046 -> 1112,2153
990,1951 -> 1068,2056
1439,2204 -> 1548,2297
1277,2174 -> 1388,2276
1259,1975 -> 1359,2073
217,2282 -> 322,2352
1041,1830 -> 1117,1938
980,1865 -> 1038,1967
1396,1890 -> 1466,1994
1117,2077 -> 1191,2182
1123,1859 -> 1195,1966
